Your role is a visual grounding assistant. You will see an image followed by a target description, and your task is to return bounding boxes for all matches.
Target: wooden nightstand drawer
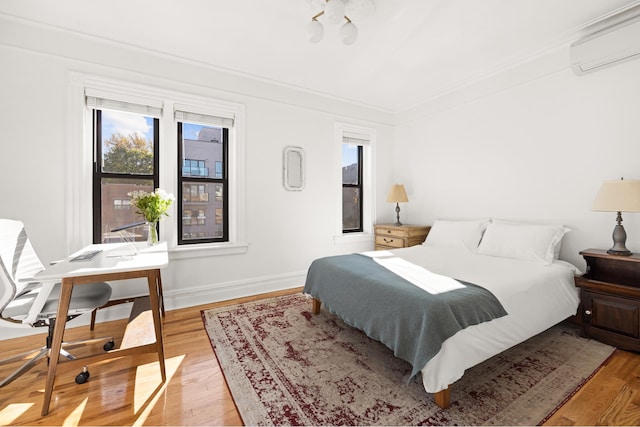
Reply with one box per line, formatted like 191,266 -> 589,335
375,235 -> 404,248
376,227 -> 406,238
373,224 -> 430,250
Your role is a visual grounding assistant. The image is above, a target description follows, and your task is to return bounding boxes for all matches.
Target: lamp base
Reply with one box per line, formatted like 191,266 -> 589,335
607,248 -> 633,256
393,203 -> 402,227
608,221 -> 633,256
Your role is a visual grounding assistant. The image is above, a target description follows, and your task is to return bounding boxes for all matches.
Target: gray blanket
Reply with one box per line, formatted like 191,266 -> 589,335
303,253 -> 508,381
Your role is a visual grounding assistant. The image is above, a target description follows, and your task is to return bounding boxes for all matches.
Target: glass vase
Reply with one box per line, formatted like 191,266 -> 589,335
147,221 -> 158,245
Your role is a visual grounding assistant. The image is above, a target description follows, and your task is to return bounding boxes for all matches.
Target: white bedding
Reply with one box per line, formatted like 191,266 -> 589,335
388,244 -> 581,393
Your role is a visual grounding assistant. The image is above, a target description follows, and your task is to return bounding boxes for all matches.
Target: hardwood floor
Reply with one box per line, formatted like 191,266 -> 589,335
542,346 -> 640,426
1,287 -> 639,426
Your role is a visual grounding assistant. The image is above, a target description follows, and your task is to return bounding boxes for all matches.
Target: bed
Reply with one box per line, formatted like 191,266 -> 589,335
303,219 -> 581,409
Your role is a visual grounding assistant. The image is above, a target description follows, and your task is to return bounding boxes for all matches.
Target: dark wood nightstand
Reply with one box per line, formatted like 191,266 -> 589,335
574,248 -> 640,351
374,224 -> 430,250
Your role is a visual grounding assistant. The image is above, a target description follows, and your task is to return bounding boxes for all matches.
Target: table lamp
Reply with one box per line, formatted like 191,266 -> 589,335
592,178 -> 640,255
387,184 -> 408,226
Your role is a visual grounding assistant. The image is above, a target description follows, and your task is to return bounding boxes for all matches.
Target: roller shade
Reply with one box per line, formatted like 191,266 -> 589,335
174,105 -> 234,128
85,89 -> 163,117
342,130 -> 370,145
342,136 -> 369,145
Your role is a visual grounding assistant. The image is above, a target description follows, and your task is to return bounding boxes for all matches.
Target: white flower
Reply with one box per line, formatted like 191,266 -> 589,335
127,188 -> 175,223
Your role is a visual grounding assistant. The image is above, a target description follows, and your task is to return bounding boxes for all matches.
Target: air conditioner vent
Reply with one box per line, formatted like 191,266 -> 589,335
570,13 -> 640,75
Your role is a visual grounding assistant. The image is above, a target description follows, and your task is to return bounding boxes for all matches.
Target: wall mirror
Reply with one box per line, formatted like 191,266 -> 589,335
283,146 -> 305,191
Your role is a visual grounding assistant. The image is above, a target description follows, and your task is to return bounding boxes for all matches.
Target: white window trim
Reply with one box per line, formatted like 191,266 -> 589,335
333,122 -> 376,245
67,72 -> 247,257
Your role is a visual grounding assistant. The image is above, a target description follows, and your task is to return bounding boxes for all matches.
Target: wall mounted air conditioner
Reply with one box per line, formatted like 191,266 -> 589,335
570,13 -> 640,75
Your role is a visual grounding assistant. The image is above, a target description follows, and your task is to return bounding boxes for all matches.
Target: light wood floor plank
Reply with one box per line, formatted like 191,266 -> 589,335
1,287 -> 638,426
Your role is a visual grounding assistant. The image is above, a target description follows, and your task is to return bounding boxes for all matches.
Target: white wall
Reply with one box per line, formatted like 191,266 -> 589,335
392,51 -> 640,270
0,17 -> 394,339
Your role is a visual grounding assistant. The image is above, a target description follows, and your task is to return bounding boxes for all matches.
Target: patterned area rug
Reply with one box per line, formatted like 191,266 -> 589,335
202,293 -> 614,426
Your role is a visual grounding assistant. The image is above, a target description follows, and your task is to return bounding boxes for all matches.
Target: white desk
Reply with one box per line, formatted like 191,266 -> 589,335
33,242 -> 168,416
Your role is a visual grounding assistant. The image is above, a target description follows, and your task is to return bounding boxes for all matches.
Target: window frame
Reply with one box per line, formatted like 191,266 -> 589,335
91,109 -> 160,244
177,123 -> 229,245
342,144 -> 364,233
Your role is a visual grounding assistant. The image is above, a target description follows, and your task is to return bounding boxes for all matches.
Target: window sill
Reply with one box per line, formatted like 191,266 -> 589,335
168,241 -> 248,260
333,232 -> 374,246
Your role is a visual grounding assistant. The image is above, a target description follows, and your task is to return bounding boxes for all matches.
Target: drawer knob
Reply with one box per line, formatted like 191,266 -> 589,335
387,230 -> 391,233
585,310 -> 592,315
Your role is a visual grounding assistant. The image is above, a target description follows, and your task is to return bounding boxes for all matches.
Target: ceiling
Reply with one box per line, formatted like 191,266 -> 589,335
1,0 -> 639,113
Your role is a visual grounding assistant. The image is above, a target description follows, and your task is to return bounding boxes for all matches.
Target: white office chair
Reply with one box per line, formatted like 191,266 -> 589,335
0,218 -> 113,387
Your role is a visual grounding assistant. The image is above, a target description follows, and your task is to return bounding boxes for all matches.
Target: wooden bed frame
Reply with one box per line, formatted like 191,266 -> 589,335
311,297 -> 451,409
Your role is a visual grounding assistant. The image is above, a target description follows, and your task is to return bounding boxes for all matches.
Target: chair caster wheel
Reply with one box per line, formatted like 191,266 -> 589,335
103,340 -> 115,351
75,366 -> 90,384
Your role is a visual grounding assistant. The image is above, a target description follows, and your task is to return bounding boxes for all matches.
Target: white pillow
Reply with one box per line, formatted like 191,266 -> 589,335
423,218 -> 489,251
476,221 -> 569,265
491,219 -> 567,260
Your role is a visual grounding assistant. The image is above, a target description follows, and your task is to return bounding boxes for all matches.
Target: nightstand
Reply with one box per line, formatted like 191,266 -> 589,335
574,248 -> 640,351
374,224 -> 430,250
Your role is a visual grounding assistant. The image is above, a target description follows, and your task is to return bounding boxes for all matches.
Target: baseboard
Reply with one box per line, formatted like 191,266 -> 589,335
164,270 -> 306,310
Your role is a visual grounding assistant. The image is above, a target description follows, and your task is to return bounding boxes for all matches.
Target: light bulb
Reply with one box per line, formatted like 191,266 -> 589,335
324,0 -> 346,25
345,0 -> 376,21
308,19 -> 324,43
340,21 -> 358,45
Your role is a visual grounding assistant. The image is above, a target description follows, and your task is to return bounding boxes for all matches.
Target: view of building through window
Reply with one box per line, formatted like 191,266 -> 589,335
342,144 -> 362,232
179,123 -> 227,242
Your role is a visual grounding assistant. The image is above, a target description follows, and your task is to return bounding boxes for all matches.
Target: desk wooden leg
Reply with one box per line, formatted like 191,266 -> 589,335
42,278 -> 73,416
147,269 -> 166,382
156,269 -> 165,317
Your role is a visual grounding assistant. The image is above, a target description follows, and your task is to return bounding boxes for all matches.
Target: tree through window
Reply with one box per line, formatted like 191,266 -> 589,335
91,109 -> 159,243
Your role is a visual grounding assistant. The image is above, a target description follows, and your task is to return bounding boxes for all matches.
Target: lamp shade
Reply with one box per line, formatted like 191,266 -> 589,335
340,21 -> 358,45
387,184 -> 408,203
345,0 -> 376,20
593,179 -> 640,212
307,19 -> 324,43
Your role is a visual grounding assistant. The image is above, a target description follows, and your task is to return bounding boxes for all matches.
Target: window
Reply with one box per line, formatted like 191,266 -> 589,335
113,199 -> 131,210
177,115 -> 230,244
183,159 -> 208,177
342,143 -> 363,232
183,209 -> 193,225
335,123 -> 375,239
90,103 -> 160,244
73,74 -> 246,254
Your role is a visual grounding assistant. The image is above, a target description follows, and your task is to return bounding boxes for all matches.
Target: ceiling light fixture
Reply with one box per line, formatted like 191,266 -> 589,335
307,0 -> 375,45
